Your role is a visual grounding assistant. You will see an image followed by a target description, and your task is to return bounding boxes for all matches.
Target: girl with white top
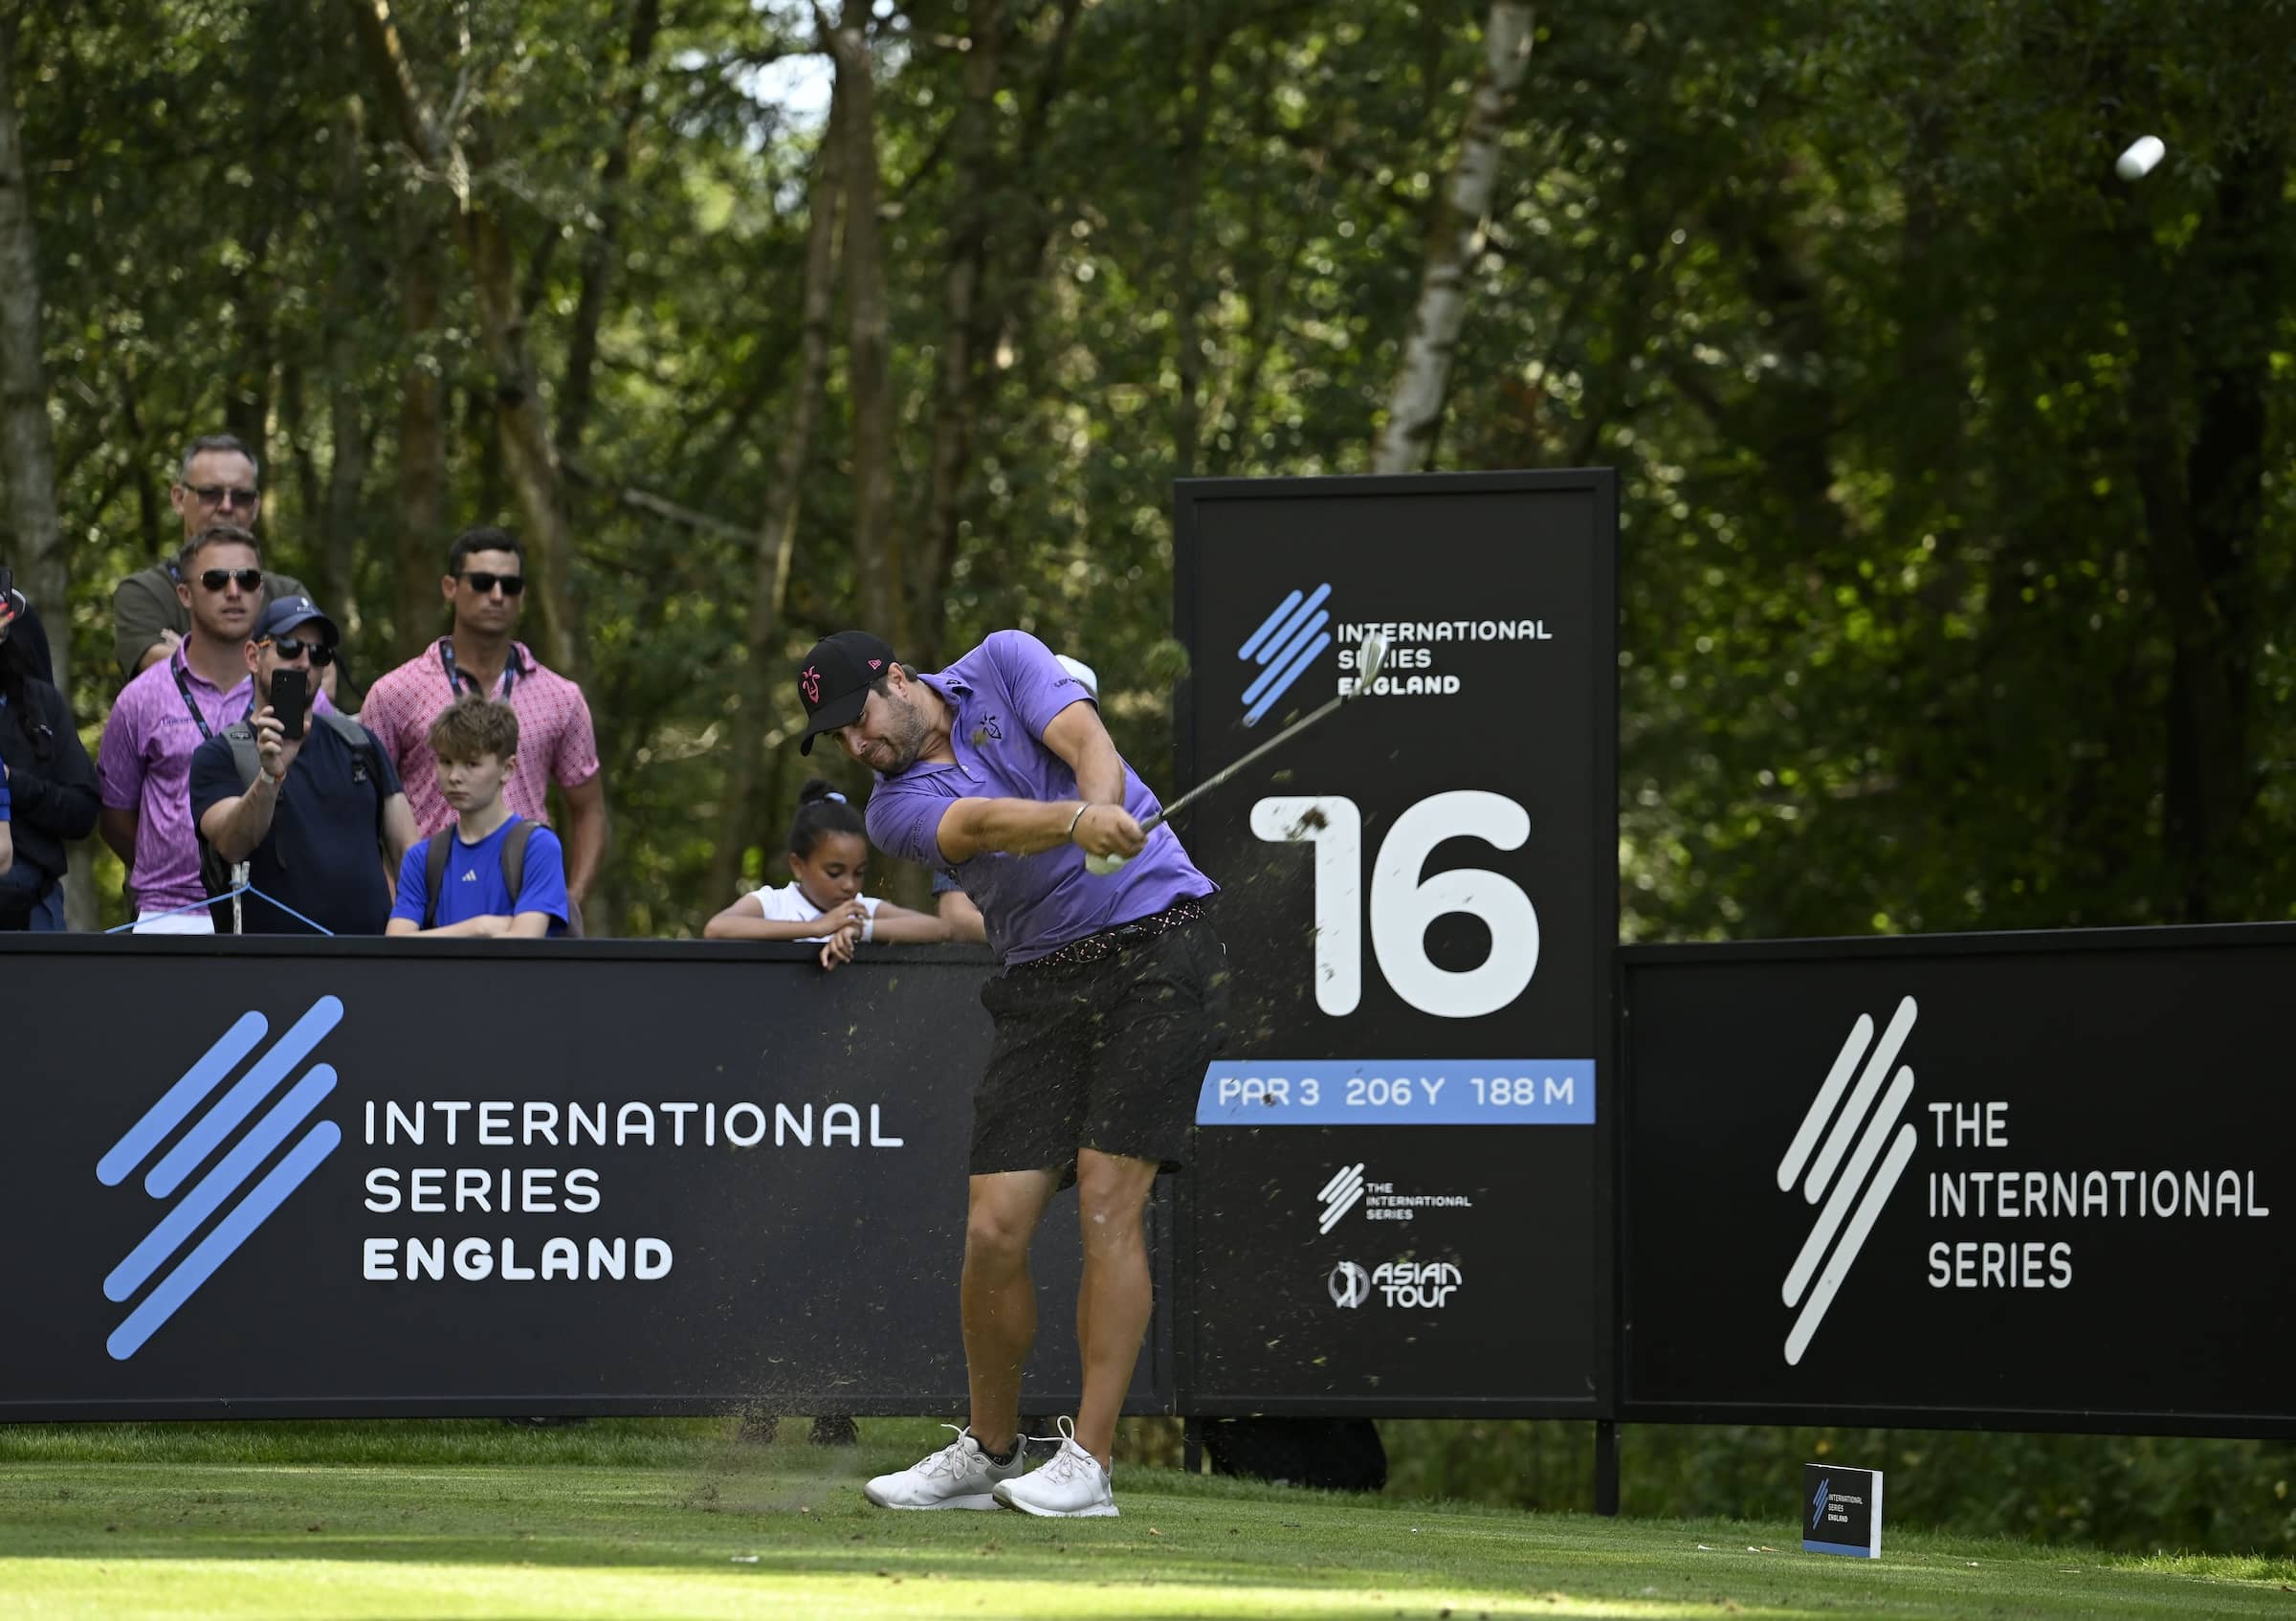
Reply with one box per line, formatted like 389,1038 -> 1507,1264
705,777 -> 949,966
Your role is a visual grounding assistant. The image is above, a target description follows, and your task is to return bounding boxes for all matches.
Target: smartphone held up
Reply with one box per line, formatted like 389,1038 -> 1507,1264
271,668 -> 308,741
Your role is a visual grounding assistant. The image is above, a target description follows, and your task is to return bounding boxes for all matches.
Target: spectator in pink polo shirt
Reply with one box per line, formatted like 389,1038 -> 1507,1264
99,524 -> 312,933
358,528 -> 608,914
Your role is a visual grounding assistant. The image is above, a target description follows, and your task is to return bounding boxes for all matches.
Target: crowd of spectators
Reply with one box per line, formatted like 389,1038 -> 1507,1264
0,429 -> 1047,957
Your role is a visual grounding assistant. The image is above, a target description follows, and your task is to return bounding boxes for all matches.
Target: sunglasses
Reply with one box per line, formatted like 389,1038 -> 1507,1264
186,484 -> 260,510
199,567 -> 264,592
261,635 -> 337,667
456,570 -> 525,596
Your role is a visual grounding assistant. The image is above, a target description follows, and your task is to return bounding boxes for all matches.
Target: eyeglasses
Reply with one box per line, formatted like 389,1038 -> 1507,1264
199,568 -> 264,592
457,571 -> 525,596
186,484 -> 260,510
261,635 -> 337,667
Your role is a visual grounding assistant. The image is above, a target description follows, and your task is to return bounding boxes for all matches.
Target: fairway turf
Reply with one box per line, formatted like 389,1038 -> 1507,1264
1,1420 -> 2290,1618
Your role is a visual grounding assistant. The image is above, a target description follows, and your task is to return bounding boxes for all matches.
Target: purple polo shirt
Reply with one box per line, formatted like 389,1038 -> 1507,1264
866,631 -> 1215,966
96,645 -> 334,917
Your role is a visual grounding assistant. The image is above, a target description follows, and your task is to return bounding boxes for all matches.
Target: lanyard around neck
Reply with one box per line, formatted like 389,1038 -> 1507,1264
439,637 -> 516,699
170,657 -> 217,743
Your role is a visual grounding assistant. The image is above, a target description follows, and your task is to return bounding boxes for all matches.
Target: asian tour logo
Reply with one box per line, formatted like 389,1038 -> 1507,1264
1775,996 -> 1919,1366
1239,583 -> 1333,726
97,997 -> 344,1360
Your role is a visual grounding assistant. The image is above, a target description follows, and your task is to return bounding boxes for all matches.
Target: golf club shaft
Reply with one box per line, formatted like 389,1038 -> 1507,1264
1139,688 -> 1353,833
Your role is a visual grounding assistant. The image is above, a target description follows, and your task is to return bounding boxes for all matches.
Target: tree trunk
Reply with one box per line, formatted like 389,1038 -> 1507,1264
0,18 -> 66,681
0,17 -> 93,927
394,205 -> 447,658
318,96 -> 371,633
467,207 -> 585,681
1167,9 -> 1228,483
559,0 -> 663,454
2130,133 -> 2287,922
703,104 -> 844,910
910,0 -> 1001,667
1372,1 -> 1534,474
345,0 -> 586,684
821,11 -> 908,649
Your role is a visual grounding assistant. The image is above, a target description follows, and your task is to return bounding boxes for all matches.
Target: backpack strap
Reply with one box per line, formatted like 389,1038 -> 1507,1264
315,712 -> 386,835
202,722 -> 263,935
501,819 -> 535,910
223,722 -> 262,789
423,835 -> 450,930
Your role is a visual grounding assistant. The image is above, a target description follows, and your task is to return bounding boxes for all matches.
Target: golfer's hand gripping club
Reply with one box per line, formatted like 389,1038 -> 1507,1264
1083,632 -> 1388,877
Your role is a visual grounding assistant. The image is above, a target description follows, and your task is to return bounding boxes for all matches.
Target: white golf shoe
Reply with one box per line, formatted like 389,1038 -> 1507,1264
863,1425 -> 1027,1510
993,1418 -> 1119,1518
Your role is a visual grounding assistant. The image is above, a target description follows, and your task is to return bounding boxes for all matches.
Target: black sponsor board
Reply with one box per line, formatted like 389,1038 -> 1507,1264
1803,1463 -> 1884,1558
1621,927 -> 2296,1437
1172,471 -> 1617,1414
0,936 -> 1169,1420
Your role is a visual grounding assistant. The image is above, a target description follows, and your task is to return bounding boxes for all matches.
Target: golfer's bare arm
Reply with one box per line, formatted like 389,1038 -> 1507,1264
935,796 -> 1093,862
931,700 -> 1143,863
1042,701 -> 1125,807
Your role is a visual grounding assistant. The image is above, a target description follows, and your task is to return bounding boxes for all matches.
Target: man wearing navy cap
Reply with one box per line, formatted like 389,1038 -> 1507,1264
189,595 -> 417,934
799,627 -> 1226,1519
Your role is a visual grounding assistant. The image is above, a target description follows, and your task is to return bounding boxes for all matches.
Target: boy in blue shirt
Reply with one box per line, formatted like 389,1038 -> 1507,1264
386,695 -> 569,939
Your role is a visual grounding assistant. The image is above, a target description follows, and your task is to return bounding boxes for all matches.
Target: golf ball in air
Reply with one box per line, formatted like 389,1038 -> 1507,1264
2115,136 -> 2165,181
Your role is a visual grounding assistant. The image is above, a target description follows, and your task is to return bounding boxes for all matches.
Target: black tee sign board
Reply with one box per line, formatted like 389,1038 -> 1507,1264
1171,471 -> 1618,1415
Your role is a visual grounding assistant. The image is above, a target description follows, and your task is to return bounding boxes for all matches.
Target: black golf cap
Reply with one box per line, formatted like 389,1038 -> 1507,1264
796,631 -> 897,755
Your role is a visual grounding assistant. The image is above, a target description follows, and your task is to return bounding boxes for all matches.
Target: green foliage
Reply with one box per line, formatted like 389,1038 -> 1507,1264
2,0 -> 2293,1543
1377,1420 -> 2296,1556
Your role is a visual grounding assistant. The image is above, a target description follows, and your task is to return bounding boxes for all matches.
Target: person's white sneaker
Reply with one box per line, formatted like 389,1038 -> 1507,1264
993,1418 -> 1118,1518
863,1425 -> 1026,1510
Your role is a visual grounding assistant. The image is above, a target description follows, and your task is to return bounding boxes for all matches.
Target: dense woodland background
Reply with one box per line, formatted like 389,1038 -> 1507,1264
1,0 -> 2288,938
3,0 -> 2295,1551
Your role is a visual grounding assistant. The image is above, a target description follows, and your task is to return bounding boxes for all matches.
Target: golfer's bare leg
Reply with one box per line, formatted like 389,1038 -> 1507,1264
962,1168 -> 1060,1452
1071,1147 -> 1160,1467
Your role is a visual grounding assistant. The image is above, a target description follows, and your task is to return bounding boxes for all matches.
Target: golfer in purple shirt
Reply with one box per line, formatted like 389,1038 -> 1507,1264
799,628 -> 1225,1519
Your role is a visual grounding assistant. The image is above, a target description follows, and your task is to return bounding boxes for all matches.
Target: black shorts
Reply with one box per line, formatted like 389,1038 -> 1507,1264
971,913 -> 1229,1182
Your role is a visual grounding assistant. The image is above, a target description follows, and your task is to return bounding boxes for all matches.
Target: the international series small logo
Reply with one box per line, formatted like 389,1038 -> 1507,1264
1801,1461 -> 1884,1558
1317,1163 -> 1366,1233
1775,996 -> 1920,1366
1239,583 -> 1333,727
97,997 -> 345,1361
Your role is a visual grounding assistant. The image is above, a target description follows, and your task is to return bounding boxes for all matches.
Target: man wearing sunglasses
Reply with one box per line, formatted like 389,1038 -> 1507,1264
361,527 -> 607,922
109,433 -> 332,699
189,596 -> 417,935
98,525 -> 341,933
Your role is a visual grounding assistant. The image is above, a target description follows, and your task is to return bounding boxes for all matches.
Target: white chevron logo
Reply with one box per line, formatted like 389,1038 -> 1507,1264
1317,1163 -> 1366,1233
1776,996 -> 1920,1366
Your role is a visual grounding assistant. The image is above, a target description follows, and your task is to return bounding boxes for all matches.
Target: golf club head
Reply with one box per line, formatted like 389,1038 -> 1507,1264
1350,632 -> 1389,695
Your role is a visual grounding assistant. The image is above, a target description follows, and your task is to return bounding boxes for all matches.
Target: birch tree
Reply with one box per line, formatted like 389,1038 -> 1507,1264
1372,1 -> 1534,474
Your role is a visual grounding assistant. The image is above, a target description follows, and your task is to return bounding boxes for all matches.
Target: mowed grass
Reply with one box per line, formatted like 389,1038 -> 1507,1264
2,1419 -> 2291,1619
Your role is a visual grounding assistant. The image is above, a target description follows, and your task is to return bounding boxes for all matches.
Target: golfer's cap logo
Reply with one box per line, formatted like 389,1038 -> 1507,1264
1327,1258 -> 1370,1308
800,665 -> 823,705
1239,583 -> 1333,727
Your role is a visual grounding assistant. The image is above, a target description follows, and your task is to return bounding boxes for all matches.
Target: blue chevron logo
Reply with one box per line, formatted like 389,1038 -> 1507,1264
1238,583 -> 1334,726
1812,1477 -> 1830,1529
97,996 -> 344,1360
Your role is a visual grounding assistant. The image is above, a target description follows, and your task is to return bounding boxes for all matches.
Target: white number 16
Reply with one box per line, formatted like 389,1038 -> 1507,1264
1248,791 -> 1539,1020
